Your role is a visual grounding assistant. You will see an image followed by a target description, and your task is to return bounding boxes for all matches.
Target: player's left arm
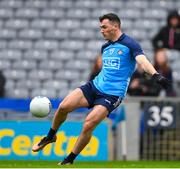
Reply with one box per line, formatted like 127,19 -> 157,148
135,54 -> 157,75
135,54 -> 171,89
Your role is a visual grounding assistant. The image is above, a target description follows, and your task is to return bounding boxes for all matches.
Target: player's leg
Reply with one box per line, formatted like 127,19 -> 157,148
32,88 -> 89,152
73,105 -> 108,154
52,88 -> 89,130
60,105 -> 108,165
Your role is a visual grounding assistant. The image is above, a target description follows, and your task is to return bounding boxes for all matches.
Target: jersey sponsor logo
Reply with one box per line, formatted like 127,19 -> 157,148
103,58 -> 120,69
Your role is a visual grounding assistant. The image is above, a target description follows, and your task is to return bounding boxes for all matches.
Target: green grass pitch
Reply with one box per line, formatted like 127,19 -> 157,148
0,160 -> 180,168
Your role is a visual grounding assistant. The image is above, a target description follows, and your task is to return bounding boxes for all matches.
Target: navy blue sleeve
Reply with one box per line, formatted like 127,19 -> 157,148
120,35 -> 144,58
129,39 -> 144,58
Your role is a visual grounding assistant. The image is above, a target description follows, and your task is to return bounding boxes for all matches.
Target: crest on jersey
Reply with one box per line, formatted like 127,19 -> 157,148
118,50 -> 123,55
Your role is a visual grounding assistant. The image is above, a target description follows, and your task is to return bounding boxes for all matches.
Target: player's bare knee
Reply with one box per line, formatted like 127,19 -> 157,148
82,120 -> 97,134
57,102 -> 69,115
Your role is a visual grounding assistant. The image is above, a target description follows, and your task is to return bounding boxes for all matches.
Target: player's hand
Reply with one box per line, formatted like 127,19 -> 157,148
152,73 -> 171,89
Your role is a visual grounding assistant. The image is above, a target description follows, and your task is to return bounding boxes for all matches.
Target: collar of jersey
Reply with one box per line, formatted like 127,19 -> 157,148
109,33 -> 125,44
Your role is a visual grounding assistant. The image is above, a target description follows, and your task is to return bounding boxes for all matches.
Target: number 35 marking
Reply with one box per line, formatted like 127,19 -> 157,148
147,106 -> 174,127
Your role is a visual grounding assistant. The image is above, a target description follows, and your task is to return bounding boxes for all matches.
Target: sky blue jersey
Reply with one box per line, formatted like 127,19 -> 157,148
93,33 -> 144,98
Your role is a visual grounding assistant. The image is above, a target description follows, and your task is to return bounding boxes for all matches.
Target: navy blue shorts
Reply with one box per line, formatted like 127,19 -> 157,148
79,81 -> 122,114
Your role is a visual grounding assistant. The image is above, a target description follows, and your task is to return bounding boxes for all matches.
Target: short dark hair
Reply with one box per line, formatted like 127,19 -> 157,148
99,13 -> 121,27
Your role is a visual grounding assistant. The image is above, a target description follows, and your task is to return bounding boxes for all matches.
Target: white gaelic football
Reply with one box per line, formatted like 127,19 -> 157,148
30,96 -> 52,118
